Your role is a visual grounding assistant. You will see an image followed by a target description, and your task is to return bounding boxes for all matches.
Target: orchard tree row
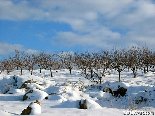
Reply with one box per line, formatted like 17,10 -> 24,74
0,46 -> 155,83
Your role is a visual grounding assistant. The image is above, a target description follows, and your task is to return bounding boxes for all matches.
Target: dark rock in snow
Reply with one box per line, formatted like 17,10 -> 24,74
79,99 -> 87,109
21,106 -> 32,115
117,87 -> 127,96
33,100 -> 41,106
103,87 -> 113,94
23,90 -> 33,101
103,86 -> 127,97
45,96 -> 48,100
113,91 -> 119,97
20,80 -> 37,89
21,100 -> 41,115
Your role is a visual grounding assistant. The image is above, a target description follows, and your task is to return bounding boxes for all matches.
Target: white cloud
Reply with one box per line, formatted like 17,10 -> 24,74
0,42 -> 38,55
25,49 -> 39,54
53,26 -> 121,48
0,42 -> 23,55
0,0 -> 45,20
85,12 -> 98,21
0,0 -> 155,49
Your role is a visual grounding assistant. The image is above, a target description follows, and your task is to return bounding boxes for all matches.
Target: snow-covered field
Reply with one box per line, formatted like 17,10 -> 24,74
0,69 -> 154,116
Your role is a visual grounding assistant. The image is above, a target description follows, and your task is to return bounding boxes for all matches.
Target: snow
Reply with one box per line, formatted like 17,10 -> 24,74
29,103 -> 41,115
0,69 -> 154,115
25,88 -> 48,101
85,99 -> 102,109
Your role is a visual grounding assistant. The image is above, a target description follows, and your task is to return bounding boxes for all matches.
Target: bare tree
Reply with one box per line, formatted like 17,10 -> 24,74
100,50 -> 113,76
58,52 -> 75,74
151,51 -> 155,71
141,47 -> 152,73
46,54 -> 60,77
127,47 -> 141,78
12,50 -> 26,75
76,52 -> 102,84
111,49 -> 127,82
1,46 -> 155,83
1,57 -> 15,74
0,61 -> 4,74
25,53 -> 37,75
74,52 -> 87,75
94,50 -> 113,84
91,51 -> 110,84
36,52 -> 50,73
78,52 -> 94,79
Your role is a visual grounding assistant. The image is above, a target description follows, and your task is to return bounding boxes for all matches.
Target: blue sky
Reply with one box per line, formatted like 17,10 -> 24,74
0,0 -> 155,58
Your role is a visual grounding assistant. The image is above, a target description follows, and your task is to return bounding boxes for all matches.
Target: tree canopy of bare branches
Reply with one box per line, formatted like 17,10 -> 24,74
1,46 -> 155,84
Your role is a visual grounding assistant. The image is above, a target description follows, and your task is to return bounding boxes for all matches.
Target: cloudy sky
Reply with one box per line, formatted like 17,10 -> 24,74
0,0 -> 155,56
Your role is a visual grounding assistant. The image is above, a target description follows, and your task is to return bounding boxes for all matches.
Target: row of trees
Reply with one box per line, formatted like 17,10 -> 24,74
0,46 -> 155,83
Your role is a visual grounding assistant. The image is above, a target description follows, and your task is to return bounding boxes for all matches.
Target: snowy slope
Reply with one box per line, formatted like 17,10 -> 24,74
0,69 -> 154,116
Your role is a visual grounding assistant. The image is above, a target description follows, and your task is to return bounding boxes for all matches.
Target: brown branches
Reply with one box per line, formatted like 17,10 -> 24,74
1,46 -> 155,84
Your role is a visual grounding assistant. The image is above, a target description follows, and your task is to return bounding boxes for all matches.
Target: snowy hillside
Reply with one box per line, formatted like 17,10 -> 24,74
0,69 -> 154,116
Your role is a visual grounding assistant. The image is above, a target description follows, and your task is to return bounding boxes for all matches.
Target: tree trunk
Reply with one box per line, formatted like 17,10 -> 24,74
128,67 -> 130,72
69,68 -> 72,74
147,65 -> 149,72
131,67 -> 137,78
51,71 -> 53,77
102,68 -> 105,77
31,68 -> 33,75
40,68 -> 41,73
99,77 -> 102,84
7,70 -> 9,74
133,70 -> 137,78
21,68 -> 22,75
91,69 -> 93,78
49,68 -> 53,77
118,71 -> 121,82
84,68 -> 86,75
31,70 -> 33,75
144,67 -> 146,73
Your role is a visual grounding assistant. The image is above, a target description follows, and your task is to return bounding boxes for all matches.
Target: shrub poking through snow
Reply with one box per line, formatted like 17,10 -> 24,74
21,100 -> 41,115
116,87 -> 127,96
103,86 -> 127,97
103,87 -> 113,94
79,99 -> 87,109
20,80 -> 37,90
23,90 -> 33,101
135,96 -> 148,104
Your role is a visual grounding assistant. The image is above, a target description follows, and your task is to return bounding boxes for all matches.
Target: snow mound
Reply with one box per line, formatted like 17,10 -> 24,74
21,100 -> 41,115
80,99 -> 102,109
101,81 -> 128,91
45,86 -> 61,94
7,88 -> 25,94
29,103 -> 41,115
102,92 -> 112,99
89,91 -> 105,99
24,88 -> 48,101
48,95 -> 67,102
27,83 -> 44,90
51,100 -> 79,108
